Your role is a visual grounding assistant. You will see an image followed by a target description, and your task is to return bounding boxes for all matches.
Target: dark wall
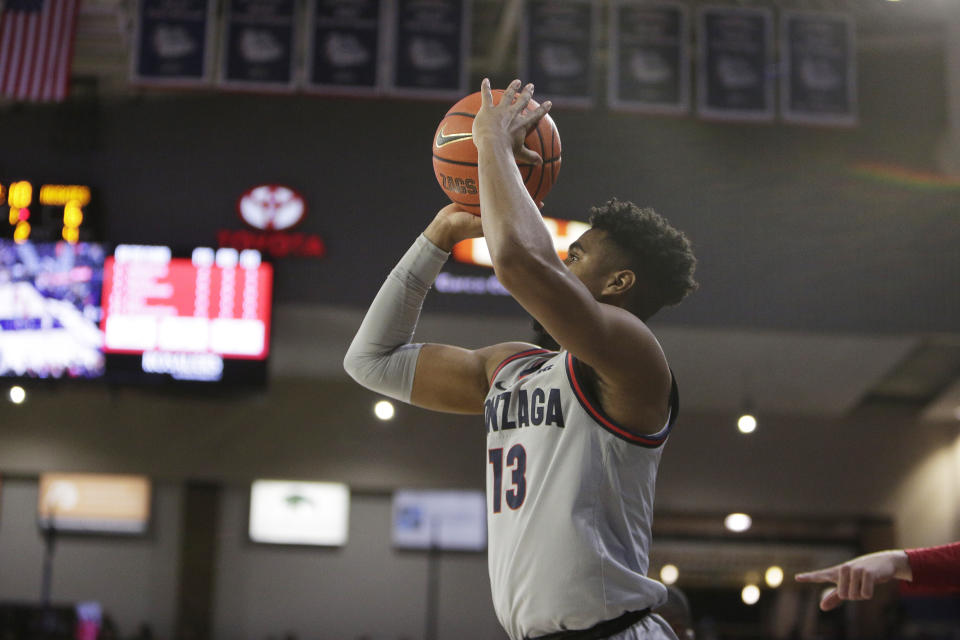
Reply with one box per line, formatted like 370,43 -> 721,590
1,47 -> 957,333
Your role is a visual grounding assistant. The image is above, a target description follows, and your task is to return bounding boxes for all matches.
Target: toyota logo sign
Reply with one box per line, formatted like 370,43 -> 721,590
238,184 -> 306,231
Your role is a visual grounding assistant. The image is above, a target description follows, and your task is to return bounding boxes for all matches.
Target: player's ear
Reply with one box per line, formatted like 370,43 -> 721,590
604,269 -> 636,296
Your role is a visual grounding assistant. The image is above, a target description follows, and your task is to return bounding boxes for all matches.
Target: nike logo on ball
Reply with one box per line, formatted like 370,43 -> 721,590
435,126 -> 473,148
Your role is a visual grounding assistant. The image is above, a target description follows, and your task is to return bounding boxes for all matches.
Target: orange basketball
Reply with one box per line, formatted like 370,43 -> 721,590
432,89 -> 562,215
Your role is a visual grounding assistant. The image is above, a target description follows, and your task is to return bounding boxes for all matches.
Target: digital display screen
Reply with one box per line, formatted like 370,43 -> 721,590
249,480 -> 350,546
38,473 -> 151,534
452,217 -> 589,268
0,241 -> 106,379
101,245 -> 272,383
392,490 -> 486,551
2,181 -> 96,245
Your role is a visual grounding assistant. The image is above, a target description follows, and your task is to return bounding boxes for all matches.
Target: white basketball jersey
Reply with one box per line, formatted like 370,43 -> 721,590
484,348 -> 678,640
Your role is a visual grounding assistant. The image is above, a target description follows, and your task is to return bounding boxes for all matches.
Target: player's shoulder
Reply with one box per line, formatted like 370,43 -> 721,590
479,342 -> 553,386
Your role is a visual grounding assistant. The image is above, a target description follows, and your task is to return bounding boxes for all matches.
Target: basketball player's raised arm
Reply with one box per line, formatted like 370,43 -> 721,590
473,79 -> 670,429
343,204 -> 535,415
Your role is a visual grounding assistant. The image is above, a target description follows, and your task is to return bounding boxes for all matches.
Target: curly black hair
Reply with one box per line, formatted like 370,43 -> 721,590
588,199 -> 698,312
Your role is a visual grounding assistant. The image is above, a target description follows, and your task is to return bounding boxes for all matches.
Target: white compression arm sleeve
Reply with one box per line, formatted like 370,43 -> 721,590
343,234 -> 449,403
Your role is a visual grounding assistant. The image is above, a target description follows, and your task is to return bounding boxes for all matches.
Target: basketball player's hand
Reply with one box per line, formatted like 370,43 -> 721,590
474,78 -> 552,166
424,203 -> 484,251
795,550 -> 910,610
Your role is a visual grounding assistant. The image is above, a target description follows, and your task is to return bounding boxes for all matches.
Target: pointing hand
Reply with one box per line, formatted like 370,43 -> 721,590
795,550 -> 910,611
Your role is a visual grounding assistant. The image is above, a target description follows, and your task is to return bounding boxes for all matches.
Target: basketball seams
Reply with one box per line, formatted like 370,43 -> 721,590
433,154 -> 478,168
521,164 -> 533,183
550,123 -> 560,185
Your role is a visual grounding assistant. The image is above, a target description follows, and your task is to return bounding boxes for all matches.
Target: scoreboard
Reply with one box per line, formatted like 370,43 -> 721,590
2,180 -> 95,244
101,245 -> 273,383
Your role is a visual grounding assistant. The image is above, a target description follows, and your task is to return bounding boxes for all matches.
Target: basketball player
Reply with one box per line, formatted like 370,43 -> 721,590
344,79 -> 697,640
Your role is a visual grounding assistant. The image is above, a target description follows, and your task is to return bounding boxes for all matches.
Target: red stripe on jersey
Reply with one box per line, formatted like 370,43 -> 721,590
489,349 -> 553,389
565,353 -> 670,447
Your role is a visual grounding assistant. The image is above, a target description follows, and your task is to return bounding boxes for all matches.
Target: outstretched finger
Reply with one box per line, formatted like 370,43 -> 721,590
795,567 -> 839,584
519,100 -> 552,132
502,79 -> 521,106
510,83 -> 536,114
480,78 -> 493,107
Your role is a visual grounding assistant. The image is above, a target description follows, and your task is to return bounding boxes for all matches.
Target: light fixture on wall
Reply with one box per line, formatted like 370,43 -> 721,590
374,399 -> 395,421
8,385 -> 25,404
660,563 -> 679,585
741,584 -> 761,605
724,512 -> 752,532
765,566 -> 784,588
737,413 -> 757,434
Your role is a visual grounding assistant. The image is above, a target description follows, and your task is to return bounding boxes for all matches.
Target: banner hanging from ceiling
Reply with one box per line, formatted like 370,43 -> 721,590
697,5 -> 774,122
131,0 -> 215,86
305,0 -> 384,94
520,0 -> 597,107
387,0 -> 470,98
780,11 -> 857,127
608,0 -> 689,114
219,0 -> 298,92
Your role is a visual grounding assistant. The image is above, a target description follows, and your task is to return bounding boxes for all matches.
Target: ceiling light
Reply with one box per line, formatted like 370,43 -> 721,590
9,386 -> 25,404
737,414 -> 757,434
724,512 -> 752,532
373,400 -> 395,421
742,584 -> 761,605
765,566 -> 784,588
660,564 -> 679,585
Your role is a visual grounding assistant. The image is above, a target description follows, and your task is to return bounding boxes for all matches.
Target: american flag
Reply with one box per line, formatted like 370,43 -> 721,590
0,0 -> 81,102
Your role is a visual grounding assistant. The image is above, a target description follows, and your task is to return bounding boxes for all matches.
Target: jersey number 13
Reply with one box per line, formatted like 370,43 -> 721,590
488,445 -> 527,513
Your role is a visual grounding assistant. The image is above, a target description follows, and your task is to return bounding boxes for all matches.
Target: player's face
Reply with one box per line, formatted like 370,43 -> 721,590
563,229 -> 616,300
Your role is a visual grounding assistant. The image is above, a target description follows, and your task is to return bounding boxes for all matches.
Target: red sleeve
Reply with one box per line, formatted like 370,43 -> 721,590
899,542 -> 960,594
